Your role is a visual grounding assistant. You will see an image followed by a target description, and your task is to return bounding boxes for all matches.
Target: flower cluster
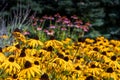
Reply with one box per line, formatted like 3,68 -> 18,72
24,13 -> 91,41
0,30 -> 120,80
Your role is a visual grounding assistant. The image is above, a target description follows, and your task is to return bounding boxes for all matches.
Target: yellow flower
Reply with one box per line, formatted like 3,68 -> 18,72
16,47 -> 34,67
85,38 -> 94,44
109,56 -> 120,69
84,62 -> 103,76
0,52 -> 6,64
18,60 -> 41,79
12,32 -> 26,43
5,74 -> 25,80
40,73 -> 49,80
0,56 -> 21,74
101,67 -> 118,80
27,39 -> 43,48
62,38 -> 72,45
0,34 -> 9,39
45,38 -> 63,49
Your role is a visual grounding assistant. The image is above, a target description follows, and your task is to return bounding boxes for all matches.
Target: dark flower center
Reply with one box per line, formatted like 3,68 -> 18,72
19,52 -> 26,57
20,48 -> 26,57
57,52 -> 64,59
63,56 -> 69,61
91,64 -> 96,68
75,66 -> 80,70
9,57 -> 15,62
13,28 -> 21,32
15,44 -> 20,49
76,56 -> 81,60
78,37 -> 85,42
47,46 -> 53,51
111,56 -> 117,61
13,74 -> 18,79
34,61 -> 39,65
106,67 -> 114,73
40,73 -> 49,80
93,47 -> 99,51
33,35 -> 39,40
24,61 -> 32,68
50,36 -> 55,40
85,76 -> 94,80
0,47 -> 2,52
101,51 -> 106,55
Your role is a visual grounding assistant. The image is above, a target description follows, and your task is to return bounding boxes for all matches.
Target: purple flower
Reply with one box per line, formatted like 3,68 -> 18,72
61,27 -> 67,31
49,25 -> 56,29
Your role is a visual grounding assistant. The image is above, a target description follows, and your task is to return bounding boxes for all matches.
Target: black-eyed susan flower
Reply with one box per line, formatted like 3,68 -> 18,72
40,73 -> 49,80
109,55 -> 120,69
101,67 -> 118,80
5,74 -> 25,80
0,51 -> 6,64
0,56 -> 21,74
12,30 -> 26,43
84,62 -> 103,76
27,37 -> 43,48
18,60 -> 41,79
44,36 -> 63,49
0,34 -> 9,39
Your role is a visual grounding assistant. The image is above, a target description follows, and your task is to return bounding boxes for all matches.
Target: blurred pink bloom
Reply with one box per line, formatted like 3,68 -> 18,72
82,25 -> 89,32
54,13 -> 61,18
49,25 -> 56,29
23,31 -> 30,35
61,27 -> 67,31
40,19 -> 44,22
32,22 -> 37,26
37,27 -> 42,30
48,16 -> 54,20
67,23 -> 73,27
85,22 -> 92,26
74,20 -> 83,24
63,20 -> 70,24
42,15 -> 48,19
71,15 -> 78,19
45,30 -> 55,36
56,19 -> 62,23
75,24 -> 83,29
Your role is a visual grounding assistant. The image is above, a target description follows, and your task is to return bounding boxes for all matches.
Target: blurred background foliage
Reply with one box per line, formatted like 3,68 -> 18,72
0,0 -> 120,39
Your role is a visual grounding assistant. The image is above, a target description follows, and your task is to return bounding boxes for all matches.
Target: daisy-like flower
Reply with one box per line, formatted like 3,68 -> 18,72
101,67 -> 118,80
0,52 -> 6,64
27,36 -> 43,48
84,62 -> 103,76
16,48 -> 33,67
0,56 -> 21,74
109,55 -> 120,69
18,60 -> 41,79
0,34 -> 8,39
5,74 -> 25,80
12,29 -> 26,43
45,36 -> 63,49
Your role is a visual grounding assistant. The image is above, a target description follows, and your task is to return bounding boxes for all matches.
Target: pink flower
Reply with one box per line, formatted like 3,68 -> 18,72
48,16 -> 54,20
42,15 -> 48,19
75,24 -> 83,29
40,19 -> 44,23
61,27 -> 67,31
45,30 -> 55,36
85,22 -> 92,26
54,13 -> 61,18
37,27 -> 42,30
49,25 -> 56,29
82,25 -> 89,32
23,31 -> 30,35
71,15 -> 78,19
